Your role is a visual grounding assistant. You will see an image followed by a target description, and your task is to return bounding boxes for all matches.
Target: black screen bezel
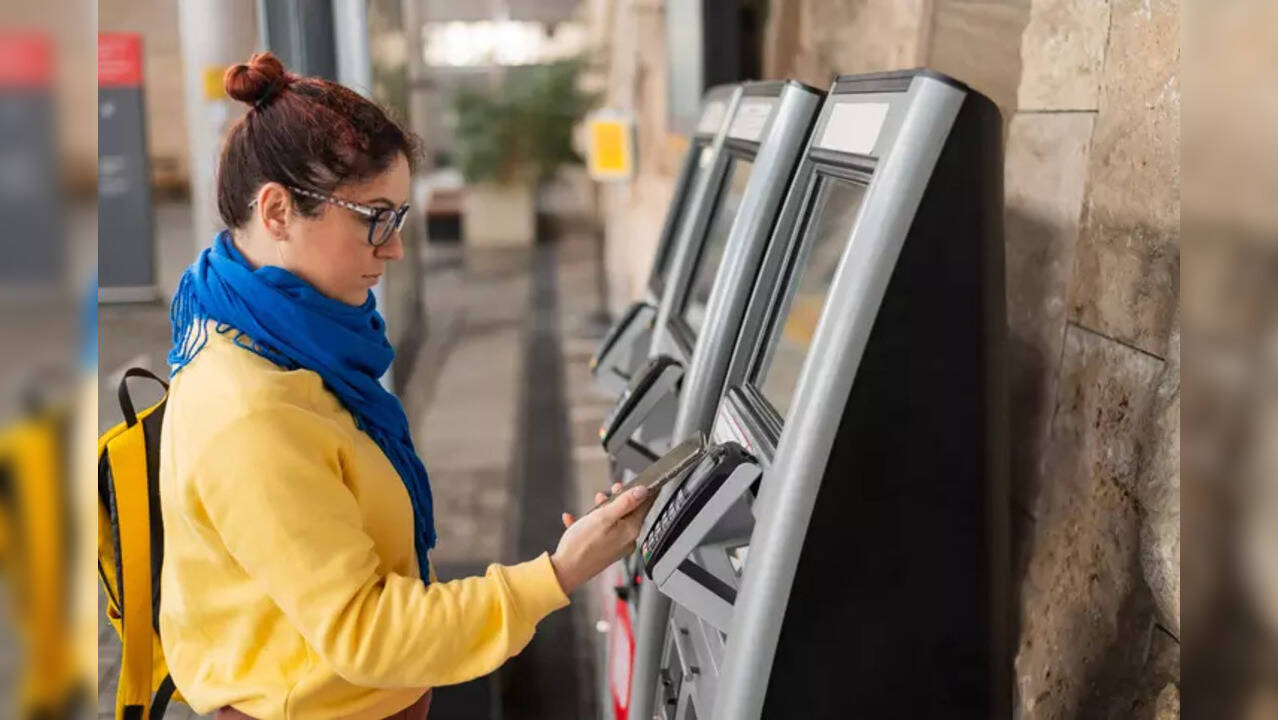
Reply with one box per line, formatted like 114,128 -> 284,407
667,139 -> 761,354
736,162 -> 874,443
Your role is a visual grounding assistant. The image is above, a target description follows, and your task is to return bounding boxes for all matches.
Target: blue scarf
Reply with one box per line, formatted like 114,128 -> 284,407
169,231 -> 435,582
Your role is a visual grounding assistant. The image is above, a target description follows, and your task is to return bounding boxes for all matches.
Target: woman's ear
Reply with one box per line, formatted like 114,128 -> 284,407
255,182 -> 293,240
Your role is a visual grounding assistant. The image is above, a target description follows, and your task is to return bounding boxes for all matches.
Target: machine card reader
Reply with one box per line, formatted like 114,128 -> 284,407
600,355 -> 684,475
590,301 -> 657,396
641,442 -> 760,632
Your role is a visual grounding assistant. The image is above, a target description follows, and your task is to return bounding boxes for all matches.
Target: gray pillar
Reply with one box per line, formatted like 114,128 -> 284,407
333,0 -> 374,96
178,0 -> 259,252
256,0 -> 339,80
402,0 -> 432,168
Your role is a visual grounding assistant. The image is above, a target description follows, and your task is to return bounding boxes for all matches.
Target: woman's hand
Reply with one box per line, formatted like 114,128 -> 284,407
551,482 -> 655,595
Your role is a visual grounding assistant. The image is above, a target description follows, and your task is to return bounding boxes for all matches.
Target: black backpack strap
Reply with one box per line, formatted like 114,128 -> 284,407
118,368 -> 169,428
149,674 -> 177,720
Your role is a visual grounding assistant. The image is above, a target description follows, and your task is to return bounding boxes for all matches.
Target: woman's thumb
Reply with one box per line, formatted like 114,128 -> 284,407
604,485 -> 650,520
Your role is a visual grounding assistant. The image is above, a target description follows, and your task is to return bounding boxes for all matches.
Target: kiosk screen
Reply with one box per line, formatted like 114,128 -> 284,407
757,177 -> 867,418
680,157 -> 753,336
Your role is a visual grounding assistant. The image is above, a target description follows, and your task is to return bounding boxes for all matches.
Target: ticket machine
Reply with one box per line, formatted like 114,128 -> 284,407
591,84 -> 740,396
598,80 -> 823,476
629,69 -> 1010,720
596,79 -> 823,720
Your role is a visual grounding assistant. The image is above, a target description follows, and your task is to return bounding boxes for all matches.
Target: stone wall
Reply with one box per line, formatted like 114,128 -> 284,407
593,0 -> 1181,716
1182,2 -> 1278,715
764,0 -> 928,88
1007,1 -> 1180,717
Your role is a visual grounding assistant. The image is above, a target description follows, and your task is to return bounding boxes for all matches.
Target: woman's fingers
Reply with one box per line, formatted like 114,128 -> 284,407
572,481 -> 651,529
595,482 -> 625,507
601,485 -> 650,522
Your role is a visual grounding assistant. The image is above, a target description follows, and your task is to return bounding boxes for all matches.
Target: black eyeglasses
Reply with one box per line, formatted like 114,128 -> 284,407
250,186 -> 411,247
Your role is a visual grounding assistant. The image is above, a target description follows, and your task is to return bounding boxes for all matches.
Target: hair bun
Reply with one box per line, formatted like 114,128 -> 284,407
224,52 -> 288,107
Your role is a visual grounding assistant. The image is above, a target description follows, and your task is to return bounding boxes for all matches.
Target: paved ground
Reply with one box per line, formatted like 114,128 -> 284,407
96,203 -> 618,719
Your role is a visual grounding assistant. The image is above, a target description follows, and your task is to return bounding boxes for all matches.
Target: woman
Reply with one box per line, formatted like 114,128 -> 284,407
158,52 -> 650,720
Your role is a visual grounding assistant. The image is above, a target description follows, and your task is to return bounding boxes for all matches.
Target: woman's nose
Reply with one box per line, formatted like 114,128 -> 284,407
375,230 -> 405,261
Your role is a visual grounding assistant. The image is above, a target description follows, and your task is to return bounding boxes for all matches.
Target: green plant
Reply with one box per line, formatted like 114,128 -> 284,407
454,58 -> 599,184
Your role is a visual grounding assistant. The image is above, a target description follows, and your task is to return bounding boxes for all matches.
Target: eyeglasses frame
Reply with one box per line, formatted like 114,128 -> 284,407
248,185 -> 411,247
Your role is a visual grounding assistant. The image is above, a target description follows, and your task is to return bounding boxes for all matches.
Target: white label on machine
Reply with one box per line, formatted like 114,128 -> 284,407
818,101 -> 890,155
728,98 -> 776,141
697,100 -> 726,134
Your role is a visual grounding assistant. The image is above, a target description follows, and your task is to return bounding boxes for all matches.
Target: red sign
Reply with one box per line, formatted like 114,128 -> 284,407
0,32 -> 52,89
99,33 -> 143,87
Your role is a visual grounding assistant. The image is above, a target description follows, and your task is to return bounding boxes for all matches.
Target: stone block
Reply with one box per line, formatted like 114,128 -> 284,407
1240,355 -> 1278,640
1154,682 -> 1180,720
1004,111 -> 1095,512
926,0 -> 1032,115
1015,324 -> 1165,717
764,0 -> 803,79
1069,0 -> 1180,357
788,0 -> 926,87
1139,322 -> 1180,637
1182,231 -> 1278,344
1038,324 -> 1165,512
1017,0 -> 1111,110
1181,1 -> 1278,235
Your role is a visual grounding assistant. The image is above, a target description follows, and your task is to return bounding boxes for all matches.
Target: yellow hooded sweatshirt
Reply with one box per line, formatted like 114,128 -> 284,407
158,325 -> 568,719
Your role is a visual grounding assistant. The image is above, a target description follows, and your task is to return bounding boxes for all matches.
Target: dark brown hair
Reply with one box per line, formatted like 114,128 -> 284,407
216,52 -> 420,230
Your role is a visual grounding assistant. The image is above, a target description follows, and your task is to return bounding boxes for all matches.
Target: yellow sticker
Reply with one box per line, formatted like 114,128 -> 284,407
587,116 -> 634,180
202,65 -> 228,101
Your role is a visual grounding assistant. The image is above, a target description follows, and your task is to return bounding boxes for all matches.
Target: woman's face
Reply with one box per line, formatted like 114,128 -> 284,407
272,152 -> 411,306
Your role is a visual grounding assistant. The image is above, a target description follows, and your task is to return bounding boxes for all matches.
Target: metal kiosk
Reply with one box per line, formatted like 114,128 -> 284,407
591,84 -> 739,397
596,79 -> 824,720
599,80 -> 824,477
630,69 -> 1009,720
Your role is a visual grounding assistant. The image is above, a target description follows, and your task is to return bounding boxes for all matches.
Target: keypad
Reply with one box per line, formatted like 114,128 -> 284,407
642,443 -> 751,571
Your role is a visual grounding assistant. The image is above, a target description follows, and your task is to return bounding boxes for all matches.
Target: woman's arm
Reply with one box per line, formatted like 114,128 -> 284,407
189,403 -> 568,689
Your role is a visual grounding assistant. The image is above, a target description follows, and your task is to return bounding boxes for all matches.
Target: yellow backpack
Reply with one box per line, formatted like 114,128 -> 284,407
97,367 -> 184,720
0,402 -> 85,717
